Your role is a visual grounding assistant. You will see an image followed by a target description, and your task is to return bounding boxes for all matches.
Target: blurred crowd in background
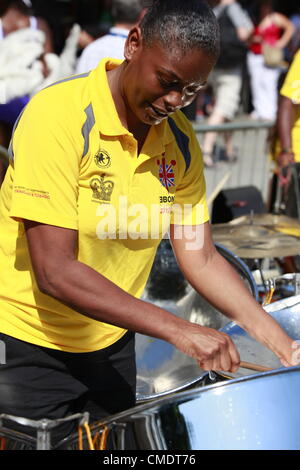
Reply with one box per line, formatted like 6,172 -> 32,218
0,0 -> 299,169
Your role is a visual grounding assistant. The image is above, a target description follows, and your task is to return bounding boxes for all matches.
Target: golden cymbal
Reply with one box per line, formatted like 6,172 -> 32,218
229,213 -> 300,228
212,221 -> 300,258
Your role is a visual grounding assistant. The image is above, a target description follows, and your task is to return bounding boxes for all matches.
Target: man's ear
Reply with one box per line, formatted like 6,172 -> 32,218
124,27 -> 143,61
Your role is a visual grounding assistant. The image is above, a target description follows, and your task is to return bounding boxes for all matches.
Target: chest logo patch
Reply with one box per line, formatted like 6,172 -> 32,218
90,175 -> 114,202
157,157 -> 176,191
94,149 -> 111,169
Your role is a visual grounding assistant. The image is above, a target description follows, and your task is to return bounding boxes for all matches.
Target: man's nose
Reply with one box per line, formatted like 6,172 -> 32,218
164,90 -> 184,112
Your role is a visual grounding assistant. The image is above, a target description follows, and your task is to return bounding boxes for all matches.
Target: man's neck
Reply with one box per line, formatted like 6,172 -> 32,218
107,63 -> 150,150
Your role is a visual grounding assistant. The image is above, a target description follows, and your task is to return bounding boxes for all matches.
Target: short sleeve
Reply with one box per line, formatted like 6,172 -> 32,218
280,51 -> 300,105
171,129 -> 209,226
9,90 -> 82,229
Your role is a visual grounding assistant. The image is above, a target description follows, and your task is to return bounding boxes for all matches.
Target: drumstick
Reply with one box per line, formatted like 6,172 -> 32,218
212,361 -> 274,378
206,171 -> 232,207
240,361 -> 273,372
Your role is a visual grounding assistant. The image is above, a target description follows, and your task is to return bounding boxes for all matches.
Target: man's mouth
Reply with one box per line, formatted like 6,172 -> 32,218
148,103 -> 169,118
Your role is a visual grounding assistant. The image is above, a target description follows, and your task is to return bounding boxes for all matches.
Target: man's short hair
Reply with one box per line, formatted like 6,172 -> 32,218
111,0 -> 143,25
140,0 -> 220,61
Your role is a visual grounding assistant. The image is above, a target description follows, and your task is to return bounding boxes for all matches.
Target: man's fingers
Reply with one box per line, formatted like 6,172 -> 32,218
226,336 -> 240,372
175,324 -> 241,373
219,349 -> 233,373
209,333 -> 240,373
197,334 -> 240,373
280,358 -> 291,368
198,359 -> 213,371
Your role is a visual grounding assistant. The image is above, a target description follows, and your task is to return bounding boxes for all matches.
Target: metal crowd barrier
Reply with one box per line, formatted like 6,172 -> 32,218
193,119 -> 275,208
0,121 -> 276,202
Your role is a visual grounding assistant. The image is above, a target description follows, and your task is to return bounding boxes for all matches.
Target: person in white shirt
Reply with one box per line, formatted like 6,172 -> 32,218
76,0 -> 145,74
202,0 -> 253,166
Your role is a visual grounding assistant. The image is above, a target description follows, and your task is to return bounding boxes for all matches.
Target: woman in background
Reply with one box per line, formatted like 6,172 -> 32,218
247,0 -> 294,121
0,0 -> 53,147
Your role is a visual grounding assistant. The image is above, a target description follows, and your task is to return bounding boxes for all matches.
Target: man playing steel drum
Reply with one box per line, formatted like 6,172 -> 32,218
0,0 -> 298,442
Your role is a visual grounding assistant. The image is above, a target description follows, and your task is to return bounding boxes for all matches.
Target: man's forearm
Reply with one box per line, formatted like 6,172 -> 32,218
180,249 -> 293,359
37,257 -> 188,344
278,96 -> 295,151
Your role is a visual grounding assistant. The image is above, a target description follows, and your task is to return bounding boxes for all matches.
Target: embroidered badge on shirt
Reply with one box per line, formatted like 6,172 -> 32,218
157,157 -> 176,191
94,149 -> 111,169
90,175 -> 114,202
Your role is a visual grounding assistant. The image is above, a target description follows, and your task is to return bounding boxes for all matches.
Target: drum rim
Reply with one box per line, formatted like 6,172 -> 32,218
1,367 -> 299,449
264,293 -> 300,313
136,373 -> 207,402
215,242 -> 259,302
93,365 -> 300,429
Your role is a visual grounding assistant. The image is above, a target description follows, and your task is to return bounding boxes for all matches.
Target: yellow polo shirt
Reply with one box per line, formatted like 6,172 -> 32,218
272,50 -> 300,162
0,58 -> 209,352
280,50 -> 300,160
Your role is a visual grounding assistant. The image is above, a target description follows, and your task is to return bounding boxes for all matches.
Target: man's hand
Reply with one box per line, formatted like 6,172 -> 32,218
170,222 -> 300,372
290,341 -> 300,367
170,322 -> 240,373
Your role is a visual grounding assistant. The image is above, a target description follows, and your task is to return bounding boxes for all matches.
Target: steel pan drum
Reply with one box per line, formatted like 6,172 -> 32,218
90,367 -> 300,450
136,241 -> 258,401
267,273 -> 300,299
219,294 -> 300,379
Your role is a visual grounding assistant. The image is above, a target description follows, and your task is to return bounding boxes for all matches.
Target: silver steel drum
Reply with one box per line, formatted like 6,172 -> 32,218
269,273 -> 300,299
219,294 -> 300,379
136,241 -> 258,402
91,367 -> 300,450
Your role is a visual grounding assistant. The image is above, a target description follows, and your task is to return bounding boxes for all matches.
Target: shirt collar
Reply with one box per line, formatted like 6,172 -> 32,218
108,27 -> 129,39
89,58 -> 128,136
141,119 -> 175,158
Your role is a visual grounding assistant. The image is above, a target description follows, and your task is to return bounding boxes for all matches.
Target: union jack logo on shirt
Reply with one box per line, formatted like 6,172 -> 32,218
157,157 -> 176,191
